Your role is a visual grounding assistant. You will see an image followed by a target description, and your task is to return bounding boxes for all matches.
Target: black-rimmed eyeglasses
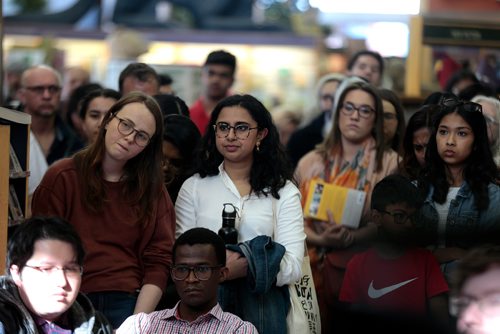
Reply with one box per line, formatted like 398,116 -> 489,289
214,122 -> 258,140
379,210 -> 416,224
341,102 -> 374,119
24,85 -> 61,95
171,265 -> 223,281
115,116 -> 151,147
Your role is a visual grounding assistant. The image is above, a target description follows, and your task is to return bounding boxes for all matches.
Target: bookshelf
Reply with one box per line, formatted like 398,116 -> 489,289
0,107 -> 31,273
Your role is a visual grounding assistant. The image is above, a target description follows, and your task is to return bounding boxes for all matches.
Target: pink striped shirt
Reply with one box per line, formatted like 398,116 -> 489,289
116,303 -> 258,334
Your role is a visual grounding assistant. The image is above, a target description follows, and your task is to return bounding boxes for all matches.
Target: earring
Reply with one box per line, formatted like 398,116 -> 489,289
256,141 -> 261,152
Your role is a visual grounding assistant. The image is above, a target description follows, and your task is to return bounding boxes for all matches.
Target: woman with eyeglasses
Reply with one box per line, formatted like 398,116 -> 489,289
175,94 -> 305,333
415,96 -> 500,282
32,92 -> 176,329
295,81 -> 398,331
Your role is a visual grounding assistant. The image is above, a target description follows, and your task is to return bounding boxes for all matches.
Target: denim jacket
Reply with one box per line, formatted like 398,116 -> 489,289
416,182 -> 500,249
219,235 -> 289,334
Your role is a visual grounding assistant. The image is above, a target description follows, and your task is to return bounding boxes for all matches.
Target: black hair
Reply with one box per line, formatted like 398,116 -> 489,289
420,99 -> 499,210
371,174 -> 423,212
163,114 -> 201,201
158,74 -> 173,86
378,88 -> 406,152
196,94 -> 294,199
204,50 -> 237,74
444,69 -> 479,95
154,94 -> 189,117
347,50 -> 384,75
422,91 -> 446,106
173,228 -> 226,266
7,216 -> 85,275
164,114 -> 201,161
67,82 -> 103,130
399,105 -> 440,179
458,82 -> 496,101
118,62 -> 159,93
79,88 -> 122,119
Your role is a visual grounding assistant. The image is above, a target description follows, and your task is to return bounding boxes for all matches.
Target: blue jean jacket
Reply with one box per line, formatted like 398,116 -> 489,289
219,236 -> 290,334
416,182 -> 500,248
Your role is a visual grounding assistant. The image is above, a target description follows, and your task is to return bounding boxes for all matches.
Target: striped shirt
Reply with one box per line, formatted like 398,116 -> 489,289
116,302 -> 258,334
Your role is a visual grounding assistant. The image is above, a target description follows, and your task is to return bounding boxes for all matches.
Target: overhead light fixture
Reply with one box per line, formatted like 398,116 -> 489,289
309,0 -> 420,15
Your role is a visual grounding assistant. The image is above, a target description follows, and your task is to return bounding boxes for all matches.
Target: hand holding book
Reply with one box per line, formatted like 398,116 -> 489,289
318,210 -> 354,248
304,179 -> 366,229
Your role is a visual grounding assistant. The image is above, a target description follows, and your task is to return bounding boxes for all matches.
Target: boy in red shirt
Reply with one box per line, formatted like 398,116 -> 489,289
340,174 -> 449,325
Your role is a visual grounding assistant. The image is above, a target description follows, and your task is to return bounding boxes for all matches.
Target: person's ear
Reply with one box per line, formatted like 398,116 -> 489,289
257,128 -> 268,141
371,209 -> 382,226
10,265 -> 23,286
219,266 -> 229,283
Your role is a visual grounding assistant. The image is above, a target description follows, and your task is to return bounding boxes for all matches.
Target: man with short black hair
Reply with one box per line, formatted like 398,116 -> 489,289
117,228 -> 257,333
0,216 -> 112,333
190,50 -> 237,134
119,62 -> 160,96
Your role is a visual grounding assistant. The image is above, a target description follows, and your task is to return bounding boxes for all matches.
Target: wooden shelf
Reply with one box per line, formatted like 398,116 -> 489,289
0,108 -> 31,273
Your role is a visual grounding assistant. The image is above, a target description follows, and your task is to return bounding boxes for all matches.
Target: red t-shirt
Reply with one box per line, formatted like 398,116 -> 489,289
189,97 -> 210,135
339,247 -> 448,314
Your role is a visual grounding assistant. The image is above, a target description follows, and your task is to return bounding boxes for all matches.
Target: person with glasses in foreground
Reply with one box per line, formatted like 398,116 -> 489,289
452,245 -> 500,334
339,174 -> 450,330
0,216 -> 112,333
32,92 -> 176,329
415,94 -> 500,283
294,81 -> 398,332
117,228 -> 257,333
175,94 -> 305,333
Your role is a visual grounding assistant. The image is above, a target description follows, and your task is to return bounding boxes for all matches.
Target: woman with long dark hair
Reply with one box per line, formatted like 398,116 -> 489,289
175,94 -> 305,333
416,95 -> 500,280
32,92 -> 176,328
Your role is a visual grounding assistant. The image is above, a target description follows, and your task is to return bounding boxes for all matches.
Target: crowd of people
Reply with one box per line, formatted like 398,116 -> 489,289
1,48 -> 500,334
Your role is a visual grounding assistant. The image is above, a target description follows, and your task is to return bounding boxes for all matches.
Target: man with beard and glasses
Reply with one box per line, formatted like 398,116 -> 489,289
18,65 -> 83,196
190,50 -> 236,135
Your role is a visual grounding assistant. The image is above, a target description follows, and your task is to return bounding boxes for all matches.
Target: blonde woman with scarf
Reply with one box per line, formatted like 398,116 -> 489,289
295,81 -> 398,332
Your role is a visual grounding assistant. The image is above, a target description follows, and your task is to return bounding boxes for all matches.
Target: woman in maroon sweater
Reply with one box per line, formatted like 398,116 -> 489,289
32,92 -> 176,328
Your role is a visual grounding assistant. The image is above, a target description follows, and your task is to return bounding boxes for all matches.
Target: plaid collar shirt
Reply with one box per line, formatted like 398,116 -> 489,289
116,302 -> 258,334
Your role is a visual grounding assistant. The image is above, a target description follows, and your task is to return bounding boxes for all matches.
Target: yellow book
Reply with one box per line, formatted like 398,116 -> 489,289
304,179 -> 366,229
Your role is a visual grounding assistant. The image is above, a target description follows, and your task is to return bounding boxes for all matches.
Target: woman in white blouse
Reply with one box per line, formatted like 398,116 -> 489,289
175,94 -> 305,288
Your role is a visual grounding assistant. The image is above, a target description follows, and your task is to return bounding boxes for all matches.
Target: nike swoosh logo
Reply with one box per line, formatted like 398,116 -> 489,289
368,277 -> 418,299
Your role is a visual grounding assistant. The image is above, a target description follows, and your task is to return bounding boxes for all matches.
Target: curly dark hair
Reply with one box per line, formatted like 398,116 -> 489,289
419,99 -> 499,210
195,94 -> 294,199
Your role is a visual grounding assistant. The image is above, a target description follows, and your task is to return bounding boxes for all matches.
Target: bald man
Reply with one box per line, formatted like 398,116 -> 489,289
19,65 -> 83,194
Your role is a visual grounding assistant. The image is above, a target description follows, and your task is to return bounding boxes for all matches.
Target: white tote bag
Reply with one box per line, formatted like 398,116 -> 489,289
286,246 -> 321,334
271,198 -> 321,334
